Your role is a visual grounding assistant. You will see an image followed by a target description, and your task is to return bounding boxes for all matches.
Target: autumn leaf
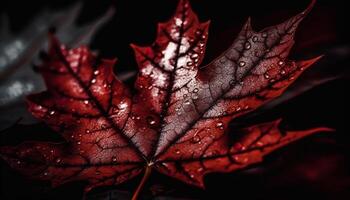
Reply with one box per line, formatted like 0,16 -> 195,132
0,0 -> 332,199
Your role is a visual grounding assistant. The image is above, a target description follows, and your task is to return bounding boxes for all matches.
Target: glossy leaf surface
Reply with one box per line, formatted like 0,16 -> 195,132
0,0 -> 331,194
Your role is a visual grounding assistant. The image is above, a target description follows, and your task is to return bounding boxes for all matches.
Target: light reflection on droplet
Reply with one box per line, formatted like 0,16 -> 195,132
175,149 -> 181,154
216,122 -> 224,129
239,61 -> 246,67
244,42 -> 251,49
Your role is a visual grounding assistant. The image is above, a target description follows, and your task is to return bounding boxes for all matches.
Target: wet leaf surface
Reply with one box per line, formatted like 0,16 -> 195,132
1,0 -> 346,199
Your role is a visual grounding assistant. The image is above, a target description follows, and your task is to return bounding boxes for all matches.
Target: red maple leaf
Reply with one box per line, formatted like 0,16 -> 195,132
0,0 -> 332,199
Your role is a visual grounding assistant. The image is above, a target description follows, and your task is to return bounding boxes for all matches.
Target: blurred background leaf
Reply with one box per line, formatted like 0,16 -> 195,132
0,2 -> 115,129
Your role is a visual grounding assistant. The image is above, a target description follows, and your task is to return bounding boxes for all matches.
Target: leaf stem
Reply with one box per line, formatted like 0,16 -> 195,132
131,164 -> 152,200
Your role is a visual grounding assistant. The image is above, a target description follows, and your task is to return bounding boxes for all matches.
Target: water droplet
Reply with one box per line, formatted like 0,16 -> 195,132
264,73 -> 270,79
191,134 -> 201,143
252,36 -> 258,42
280,70 -> 286,75
175,107 -> 181,111
85,129 -> 90,134
55,158 -> 61,163
244,42 -> 251,49
278,60 -> 284,66
93,70 -> 99,75
256,141 -> 264,147
233,143 -> 246,151
43,172 -> 48,176
49,110 -> 55,115
175,149 -> 181,154
206,150 -> 219,157
236,106 -> 242,111
187,61 -> 193,66
183,94 -> 188,98
289,76 -> 295,81
192,95 -> 199,100
77,141 -> 81,145
112,156 -> 117,162
197,167 -> 204,173
184,100 -> 191,105
147,116 -> 156,126
190,174 -> 195,178
193,88 -> 199,93
117,101 -> 128,110
269,78 -> 276,83
16,160 -> 21,165
195,30 -> 201,35
262,32 -> 268,38
216,122 -> 224,129
201,34 -> 206,40
84,100 -> 89,104
91,79 -> 96,84
232,155 -> 240,162
239,61 -> 246,67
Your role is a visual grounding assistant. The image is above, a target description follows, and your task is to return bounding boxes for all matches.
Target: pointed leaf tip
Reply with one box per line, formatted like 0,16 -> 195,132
303,0 -> 317,16
243,17 -> 253,32
298,55 -> 323,69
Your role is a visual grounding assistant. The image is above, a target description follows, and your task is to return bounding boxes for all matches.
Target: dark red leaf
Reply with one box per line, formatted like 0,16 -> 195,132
0,0 -> 332,198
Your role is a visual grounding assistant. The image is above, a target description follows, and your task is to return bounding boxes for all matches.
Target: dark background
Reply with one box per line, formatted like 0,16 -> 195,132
1,0 -> 349,199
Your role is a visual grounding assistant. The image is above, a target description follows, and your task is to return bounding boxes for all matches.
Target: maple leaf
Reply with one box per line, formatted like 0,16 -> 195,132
0,0 -> 332,199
